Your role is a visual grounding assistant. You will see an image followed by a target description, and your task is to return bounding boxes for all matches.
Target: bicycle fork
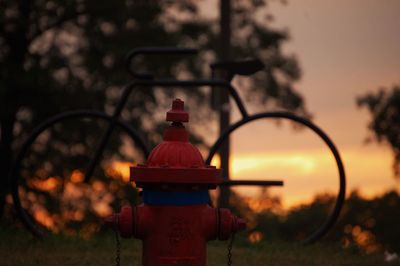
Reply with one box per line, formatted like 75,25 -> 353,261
84,86 -> 134,182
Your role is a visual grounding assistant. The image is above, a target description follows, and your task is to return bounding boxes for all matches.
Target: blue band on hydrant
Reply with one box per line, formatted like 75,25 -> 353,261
143,191 -> 209,205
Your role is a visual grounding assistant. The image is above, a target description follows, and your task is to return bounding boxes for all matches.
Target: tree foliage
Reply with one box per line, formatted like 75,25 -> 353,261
1,0 -> 307,231
357,85 -> 400,178
232,190 -> 400,253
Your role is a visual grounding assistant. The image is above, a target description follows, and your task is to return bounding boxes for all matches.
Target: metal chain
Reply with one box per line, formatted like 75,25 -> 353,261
227,232 -> 236,266
114,228 -> 121,266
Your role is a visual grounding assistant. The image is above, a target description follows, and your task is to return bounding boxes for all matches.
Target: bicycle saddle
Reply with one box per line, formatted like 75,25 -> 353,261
210,59 -> 265,77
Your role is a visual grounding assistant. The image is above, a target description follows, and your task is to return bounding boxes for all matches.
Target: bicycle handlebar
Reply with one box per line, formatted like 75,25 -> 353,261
116,79 -> 250,119
210,59 -> 265,78
125,47 -> 198,79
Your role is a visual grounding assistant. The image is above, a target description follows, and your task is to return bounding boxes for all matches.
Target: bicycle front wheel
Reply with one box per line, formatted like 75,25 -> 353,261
10,110 -> 149,238
206,112 -> 346,245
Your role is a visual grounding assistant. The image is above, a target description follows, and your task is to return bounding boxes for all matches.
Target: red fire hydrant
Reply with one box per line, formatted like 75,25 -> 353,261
105,99 -> 246,266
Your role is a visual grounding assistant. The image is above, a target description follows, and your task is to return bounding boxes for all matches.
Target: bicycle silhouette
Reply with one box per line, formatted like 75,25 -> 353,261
10,47 -> 345,244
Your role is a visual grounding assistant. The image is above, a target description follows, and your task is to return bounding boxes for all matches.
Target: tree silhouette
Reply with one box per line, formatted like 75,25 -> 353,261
357,85 -> 400,178
0,0 -> 307,228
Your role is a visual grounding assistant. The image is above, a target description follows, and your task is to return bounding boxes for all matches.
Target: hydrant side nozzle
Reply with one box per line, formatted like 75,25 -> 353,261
119,205 -> 135,238
217,208 -> 246,240
103,205 -> 135,238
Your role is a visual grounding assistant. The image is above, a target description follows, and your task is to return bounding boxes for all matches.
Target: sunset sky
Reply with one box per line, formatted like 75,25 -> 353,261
200,0 -> 400,207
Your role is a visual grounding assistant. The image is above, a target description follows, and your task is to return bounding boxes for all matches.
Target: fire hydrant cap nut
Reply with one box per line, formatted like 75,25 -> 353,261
166,99 -> 189,122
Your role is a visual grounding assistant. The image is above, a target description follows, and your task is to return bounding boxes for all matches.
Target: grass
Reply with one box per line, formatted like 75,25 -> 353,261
0,225 -> 395,266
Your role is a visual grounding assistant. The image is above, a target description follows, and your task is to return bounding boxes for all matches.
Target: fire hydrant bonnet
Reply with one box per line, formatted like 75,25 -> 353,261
131,99 -> 222,190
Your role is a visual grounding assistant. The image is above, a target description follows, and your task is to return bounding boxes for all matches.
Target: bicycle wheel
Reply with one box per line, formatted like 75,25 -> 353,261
10,110 -> 149,238
206,112 -> 346,245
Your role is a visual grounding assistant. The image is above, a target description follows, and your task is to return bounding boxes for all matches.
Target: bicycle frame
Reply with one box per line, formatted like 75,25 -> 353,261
86,78 -> 284,187
85,46 -> 282,185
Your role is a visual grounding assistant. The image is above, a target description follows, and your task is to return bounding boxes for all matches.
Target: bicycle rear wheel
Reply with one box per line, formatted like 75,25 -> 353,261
10,110 -> 149,238
206,112 -> 346,244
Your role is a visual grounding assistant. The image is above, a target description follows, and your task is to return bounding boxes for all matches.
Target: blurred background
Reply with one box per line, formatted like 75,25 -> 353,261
1,0 -> 399,259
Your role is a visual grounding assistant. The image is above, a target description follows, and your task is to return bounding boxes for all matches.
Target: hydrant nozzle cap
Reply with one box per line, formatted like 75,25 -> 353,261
166,99 -> 189,123
236,217 -> 246,231
104,214 -> 118,228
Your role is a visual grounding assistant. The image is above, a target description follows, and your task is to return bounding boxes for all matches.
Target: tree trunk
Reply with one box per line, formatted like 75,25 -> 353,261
0,109 -> 17,218
218,0 -> 231,208
0,0 -> 33,218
